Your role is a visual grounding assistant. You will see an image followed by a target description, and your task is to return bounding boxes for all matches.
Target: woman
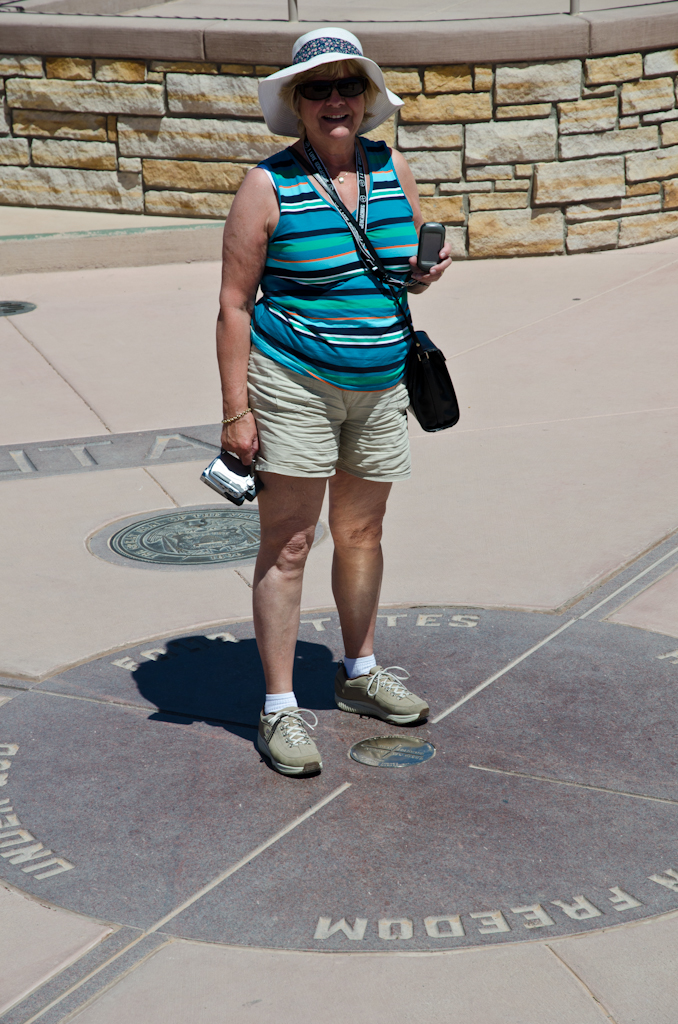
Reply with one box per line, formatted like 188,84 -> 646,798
216,27 -> 451,776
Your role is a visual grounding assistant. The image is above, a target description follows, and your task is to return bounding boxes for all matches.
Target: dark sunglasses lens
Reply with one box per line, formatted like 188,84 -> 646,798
337,77 -> 367,97
299,81 -> 333,100
298,77 -> 367,100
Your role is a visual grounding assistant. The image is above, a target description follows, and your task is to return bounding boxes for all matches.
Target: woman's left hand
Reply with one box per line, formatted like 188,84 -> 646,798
408,242 -> 452,288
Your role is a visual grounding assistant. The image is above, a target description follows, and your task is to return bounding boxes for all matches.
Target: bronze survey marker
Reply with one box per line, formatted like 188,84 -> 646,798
3,537 -> 678,961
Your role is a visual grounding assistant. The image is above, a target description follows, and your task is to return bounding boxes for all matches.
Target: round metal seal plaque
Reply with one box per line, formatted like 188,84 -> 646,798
349,735 -> 436,768
110,508 -> 260,566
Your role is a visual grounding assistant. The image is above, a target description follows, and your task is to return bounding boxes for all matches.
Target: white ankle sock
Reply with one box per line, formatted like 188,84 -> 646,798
264,691 -> 297,715
343,654 -> 377,679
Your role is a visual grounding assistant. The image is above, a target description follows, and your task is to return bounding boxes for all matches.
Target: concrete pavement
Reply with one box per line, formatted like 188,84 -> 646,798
1,206 -> 678,1022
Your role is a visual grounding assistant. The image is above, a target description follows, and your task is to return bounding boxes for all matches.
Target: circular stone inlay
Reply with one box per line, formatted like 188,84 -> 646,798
110,508 -> 260,565
350,735 -> 436,768
0,301 -> 36,317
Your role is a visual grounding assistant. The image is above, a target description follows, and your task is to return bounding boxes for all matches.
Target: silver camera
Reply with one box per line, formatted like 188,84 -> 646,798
201,451 -> 262,506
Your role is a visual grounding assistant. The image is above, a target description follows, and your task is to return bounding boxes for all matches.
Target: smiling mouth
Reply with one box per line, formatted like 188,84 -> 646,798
323,114 -> 349,121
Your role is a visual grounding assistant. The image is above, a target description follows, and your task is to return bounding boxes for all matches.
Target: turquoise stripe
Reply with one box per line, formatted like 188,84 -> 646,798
251,139 -> 418,392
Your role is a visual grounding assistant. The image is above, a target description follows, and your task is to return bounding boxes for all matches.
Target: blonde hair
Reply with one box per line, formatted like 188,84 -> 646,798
280,59 -> 379,136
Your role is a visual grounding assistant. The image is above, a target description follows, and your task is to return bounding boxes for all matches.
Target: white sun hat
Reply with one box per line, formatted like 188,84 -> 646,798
258,27 -> 404,138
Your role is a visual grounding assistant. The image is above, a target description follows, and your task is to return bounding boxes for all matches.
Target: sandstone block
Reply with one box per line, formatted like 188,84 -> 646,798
0,100 -> 9,135
466,165 -> 513,180
440,181 -> 492,193
12,110 -> 107,141
469,207 -> 564,257
559,126 -> 658,159
565,200 -> 622,222
400,93 -> 491,123
417,183 -> 435,196
418,196 -> 465,223
46,58 -> 91,81
515,163 -> 533,177
583,83 -> 616,98
219,64 -> 253,75
118,116 -> 290,161
147,73 -> 164,83
32,139 -> 117,170
627,180 -> 660,195
662,121 -> 678,145
119,156 -> 141,172
363,115 -> 395,147
622,78 -> 674,115
107,115 -> 117,141
0,166 -> 142,212
494,61 -> 581,105
664,180 -> 678,208
495,103 -> 551,119
643,109 -> 678,124
405,150 -> 461,181
644,50 -> 678,77
465,119 -> 557,165
558,95 -> 618,134
424,65 -> 472,93
619,116 -> 640,128
618,210 -> 678,247
382,69 -> 420,94
0,138 -> 29,165
397,124 -> 463,150
495,179 -> 530,190
151,61 -> 218,74
96,60 -> 146,83
256,66 -> 279,76
585,54 -> 642,84
470,192 -> 528,211
473,65 -> 493,91
166,74 -> 260,117
144,189 -> 233,218
621,193 -> 661,215
6,79 -> 165,116
626,145 -> 678,181
534,156 -> 625,203
566,219 -> 619,252
142,159 -> 251,191
445,226 -> 467,259
0,56 -> 42,78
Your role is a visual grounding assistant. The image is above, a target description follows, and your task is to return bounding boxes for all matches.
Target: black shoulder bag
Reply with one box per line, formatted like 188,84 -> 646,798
295,140 -> 460,433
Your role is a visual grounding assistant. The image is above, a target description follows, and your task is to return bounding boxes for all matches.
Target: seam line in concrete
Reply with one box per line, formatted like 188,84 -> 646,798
142,467 -> 180,507
578,542 -> 678,620
431,617 -> 577,722
469,765 -> 678,806
546,943 -> 619,1024
6,317 -> 112,435
449,251 -> 678,362
426,403 -> 678,439
16,782 -> 351,1024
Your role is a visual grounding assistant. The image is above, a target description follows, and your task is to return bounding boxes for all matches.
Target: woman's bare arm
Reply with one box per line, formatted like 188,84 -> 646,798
217,167 -> 279,464
391,149 -> 452,294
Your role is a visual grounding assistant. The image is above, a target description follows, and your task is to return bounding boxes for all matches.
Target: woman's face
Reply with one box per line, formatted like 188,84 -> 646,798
297,63 -> 365,143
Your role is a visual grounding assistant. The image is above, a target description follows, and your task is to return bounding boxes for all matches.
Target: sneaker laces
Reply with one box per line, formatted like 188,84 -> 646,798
366,666 -> 413,701
268,708 -> 318,747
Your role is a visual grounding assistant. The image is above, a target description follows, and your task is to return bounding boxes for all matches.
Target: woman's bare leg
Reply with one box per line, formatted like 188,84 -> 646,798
253,471 -> 327,694
328,469 -> 392,659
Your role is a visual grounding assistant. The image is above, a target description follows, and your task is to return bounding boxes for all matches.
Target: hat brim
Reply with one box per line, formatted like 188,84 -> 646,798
258,54 -> 403,139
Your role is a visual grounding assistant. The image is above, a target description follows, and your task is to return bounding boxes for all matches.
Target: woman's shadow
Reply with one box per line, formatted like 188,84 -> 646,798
132,634 -> 337,739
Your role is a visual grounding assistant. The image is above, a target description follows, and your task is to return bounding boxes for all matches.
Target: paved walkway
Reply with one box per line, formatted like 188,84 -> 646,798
1,207 -> 678,1023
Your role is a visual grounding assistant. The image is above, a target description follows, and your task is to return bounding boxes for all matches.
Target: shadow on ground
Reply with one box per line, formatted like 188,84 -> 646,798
132,636 -> 337,733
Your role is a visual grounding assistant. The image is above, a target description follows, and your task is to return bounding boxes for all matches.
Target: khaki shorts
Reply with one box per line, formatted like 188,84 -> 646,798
247,346 -> 411,481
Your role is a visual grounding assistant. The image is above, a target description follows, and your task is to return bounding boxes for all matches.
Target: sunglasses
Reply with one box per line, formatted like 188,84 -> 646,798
296,76 -> 368,101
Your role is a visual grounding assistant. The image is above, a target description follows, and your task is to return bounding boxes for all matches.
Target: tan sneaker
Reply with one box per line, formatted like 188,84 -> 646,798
335,664 -> 429,725
257,707 -> 323,776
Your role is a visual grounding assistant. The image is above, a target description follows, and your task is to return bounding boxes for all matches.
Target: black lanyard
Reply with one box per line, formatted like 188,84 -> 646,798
303,137 -> 368,231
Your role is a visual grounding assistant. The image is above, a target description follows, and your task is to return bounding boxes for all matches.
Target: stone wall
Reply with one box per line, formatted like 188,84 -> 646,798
2,49 -> 678,258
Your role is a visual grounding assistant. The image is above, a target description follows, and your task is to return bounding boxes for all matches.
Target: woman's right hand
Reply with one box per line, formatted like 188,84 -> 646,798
221,412 -> 259,466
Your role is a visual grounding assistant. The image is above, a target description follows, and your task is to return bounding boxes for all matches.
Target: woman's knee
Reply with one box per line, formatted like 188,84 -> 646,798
259,523 -> 315,573
329,512 -> 384,551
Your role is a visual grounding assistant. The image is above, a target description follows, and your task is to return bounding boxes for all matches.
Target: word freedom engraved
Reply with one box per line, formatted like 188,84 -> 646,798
110,509 -> 260,566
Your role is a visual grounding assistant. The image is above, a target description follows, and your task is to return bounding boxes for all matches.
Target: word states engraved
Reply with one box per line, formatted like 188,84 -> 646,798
313,882 -> 652,942
0,753 -> 74,880
375,612 -> 481,628
0,743 -> 18,786
657,649 -> 678,666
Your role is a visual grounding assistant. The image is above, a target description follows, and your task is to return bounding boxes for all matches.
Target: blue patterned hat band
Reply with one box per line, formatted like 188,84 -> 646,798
293,37 -> 362,65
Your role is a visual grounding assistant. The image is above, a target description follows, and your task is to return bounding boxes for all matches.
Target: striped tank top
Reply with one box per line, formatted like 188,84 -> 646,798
250,139 -> 418,392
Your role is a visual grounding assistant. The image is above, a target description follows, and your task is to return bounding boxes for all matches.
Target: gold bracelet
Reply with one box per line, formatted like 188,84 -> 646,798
222,408 -> 252,425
